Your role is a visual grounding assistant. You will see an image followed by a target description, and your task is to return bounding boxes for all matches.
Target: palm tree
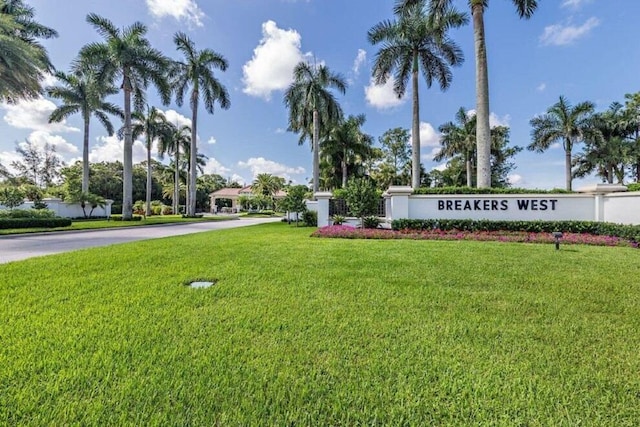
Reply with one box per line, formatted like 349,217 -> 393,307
322,114 -> 374,188
129,106 -> 168,216
369,0 -> 465,189
528,96 -> 596,191
436,107 -> 477,187
284,61 -> 347,193
398,0 -> 538,188
252,173 -> 284,209
77,14 -> 171,219
0,1 -> 56,102
171,32 -> 230,216
158,122 -> 191,214
623,92 -> 640,182
47,69 -> 123,194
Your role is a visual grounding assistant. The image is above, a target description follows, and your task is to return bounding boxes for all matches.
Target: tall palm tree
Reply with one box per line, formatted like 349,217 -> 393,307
369,0 -> 465,189
623,92 -> 640,182
77,14 -> 170,219
322,114 -> 374,188
528,96 -> 596,191
252,173 -> 284,209
158,122 -> 191,214
436,107 -> 477,187
399,0 -> 538,188
47,69 -> 123,194
0,1 -> 56,102
129,106 -> 168,215
284,61 -> 347,193
172,32 -> 230,216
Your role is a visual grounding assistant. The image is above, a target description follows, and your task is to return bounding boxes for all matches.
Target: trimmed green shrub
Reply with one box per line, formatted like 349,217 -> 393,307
627,183 -> 640,192
0,218 -> 72,229
182,214 -> 204,219
331,214 -> 345,225
302,210 -> 317,227
0,208 -> 56,219
391,219 -> 640,242
413,186 -> 572,195
362,216 -> 380,229
110,215 -> 143,222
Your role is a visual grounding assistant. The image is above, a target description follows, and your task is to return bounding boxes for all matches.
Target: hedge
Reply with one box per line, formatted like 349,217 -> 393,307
412,186 -> 572,195
109,214 -> 143,221
628,183 -> 640,192
0,218 -> 72,229
391,219 -> 640,242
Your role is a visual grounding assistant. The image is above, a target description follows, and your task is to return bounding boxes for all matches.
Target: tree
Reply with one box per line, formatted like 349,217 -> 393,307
128,106 -> 168,215
623,92 -> 640,182
378,128 -> 411,188
281,185 -> 309,226
11,140 -> 64,187
47,69 -> 122,194
0,186 -> 25,209
528,96 -> 596,191
78,14 -> 170,219
436,107 -> 477,187
158,122 -> 191,214
322,114 -> 374,189
369,0 -> 465,189
284,61 -> 347,193
0,0 -> 56,103
399,0 -> 538,188
344,177 -> 379,227
172,32 -> 230,216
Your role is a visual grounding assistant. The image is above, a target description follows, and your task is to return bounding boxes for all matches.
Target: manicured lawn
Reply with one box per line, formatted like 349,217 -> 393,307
0,214 -> 236,235
1,223 -> 639,425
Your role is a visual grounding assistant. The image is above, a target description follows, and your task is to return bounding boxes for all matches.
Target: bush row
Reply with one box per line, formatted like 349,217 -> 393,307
0,208 -> 56,219
391,219 -> 640,242
0,218 -> 72,229
412,186 -> 572,195
628,183 -> 640,192
109,215 -> 143,221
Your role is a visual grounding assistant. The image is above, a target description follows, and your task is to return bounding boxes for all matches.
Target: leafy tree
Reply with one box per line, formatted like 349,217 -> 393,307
11,140 -> 64,187
0,0 -> 56,102
47,69 -> 123,193
400,0 -> 538,188
0,186 -> 25,209
623,92 -> 640,182
344,177 -> 379,227
158,122 -> 191,214
436,107 -> 477,187
369,0 -> 465,189
377,127 -> 410,188
281,185 -> 308,226
528,96 -> 596,191
197,173 -> 226,212
322,114 -> 373,189
284,61 -> 347,193
171,31 -> 230,217
78,14 -> 171,219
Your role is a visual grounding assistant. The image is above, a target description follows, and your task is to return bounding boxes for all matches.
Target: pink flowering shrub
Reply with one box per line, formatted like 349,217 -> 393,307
311,225 -> 638,248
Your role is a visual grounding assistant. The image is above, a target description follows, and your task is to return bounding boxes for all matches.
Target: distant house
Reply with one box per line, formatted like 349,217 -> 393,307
209,186 -> 287,213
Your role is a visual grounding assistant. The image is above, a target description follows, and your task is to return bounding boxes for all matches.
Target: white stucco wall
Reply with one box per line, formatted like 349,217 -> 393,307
602,191 -> 640,224
0,198 -> 113,218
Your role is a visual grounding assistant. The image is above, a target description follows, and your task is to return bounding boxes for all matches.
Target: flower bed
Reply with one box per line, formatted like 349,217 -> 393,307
311,225 -> 639,248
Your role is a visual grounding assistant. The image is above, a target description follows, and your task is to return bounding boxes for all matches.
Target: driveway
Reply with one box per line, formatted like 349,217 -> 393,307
0,217 -> 282,264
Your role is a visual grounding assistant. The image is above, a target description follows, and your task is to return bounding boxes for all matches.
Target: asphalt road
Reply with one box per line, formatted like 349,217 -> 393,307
0,217 -> 282,265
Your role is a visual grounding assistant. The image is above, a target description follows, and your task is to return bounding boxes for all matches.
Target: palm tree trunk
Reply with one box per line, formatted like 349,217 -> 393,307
145,135 -> 152,217
82,113 -> 90,194
122,73 -> 133,220
607,165 -> 613,184
565,145 -> 572,191
411,63 -> 420,190
174,149 -> 180,214
188,99 -> 198,216
473,3 -> 492,189
313,109 -> 320,193
466,156 -> 472,187
341,156 -> 347,188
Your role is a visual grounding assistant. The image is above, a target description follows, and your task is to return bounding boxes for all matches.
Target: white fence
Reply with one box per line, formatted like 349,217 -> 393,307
313,184 -> 640,227
0,198 -> 113,218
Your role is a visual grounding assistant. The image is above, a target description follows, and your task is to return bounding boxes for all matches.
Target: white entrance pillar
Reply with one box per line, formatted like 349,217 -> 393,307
386,186 -> 413,221
314,192 -> 332,227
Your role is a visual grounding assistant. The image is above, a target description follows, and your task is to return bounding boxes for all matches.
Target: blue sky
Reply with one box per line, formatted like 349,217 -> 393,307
1,0 -> 638,189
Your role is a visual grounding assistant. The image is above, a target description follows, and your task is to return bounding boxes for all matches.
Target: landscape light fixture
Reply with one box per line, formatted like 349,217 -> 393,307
553,231 -> 563,250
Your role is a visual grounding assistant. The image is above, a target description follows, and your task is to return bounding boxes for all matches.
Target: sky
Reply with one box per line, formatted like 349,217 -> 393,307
1,0 -> 639,189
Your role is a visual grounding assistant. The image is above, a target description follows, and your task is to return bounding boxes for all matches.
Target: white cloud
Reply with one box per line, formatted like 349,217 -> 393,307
162,109 -> 192,128
237,156 -> 305,181
275,128 -> 286,134
145,0 -> 205,27
207,137 -> 217,145
550,142 -> 562,149
2,98 -> 79,133
365,77 -> 407,109
418,122 -> 440,147
0,150 -> 22,175
561,0 -> 591,9
422,147 -> 442,162
242,20 -> 309,100
352,49 -> 367,75
467,109 -> 511,127
203,157 -> 230,175
230,174 -> 246,186
89,135 -> 148,164
431,163 -> 448,172
540,17 -> 599,46
26,131 -> 79,156
508,174 -> 524,186
537,83 -> 547,92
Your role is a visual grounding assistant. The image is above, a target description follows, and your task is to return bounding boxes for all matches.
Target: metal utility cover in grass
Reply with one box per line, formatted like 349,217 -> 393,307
189,281 -> 216,289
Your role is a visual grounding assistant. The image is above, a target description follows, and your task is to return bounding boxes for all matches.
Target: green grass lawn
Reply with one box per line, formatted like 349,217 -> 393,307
1,223 -> 639,425
0,214 -> 236,235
